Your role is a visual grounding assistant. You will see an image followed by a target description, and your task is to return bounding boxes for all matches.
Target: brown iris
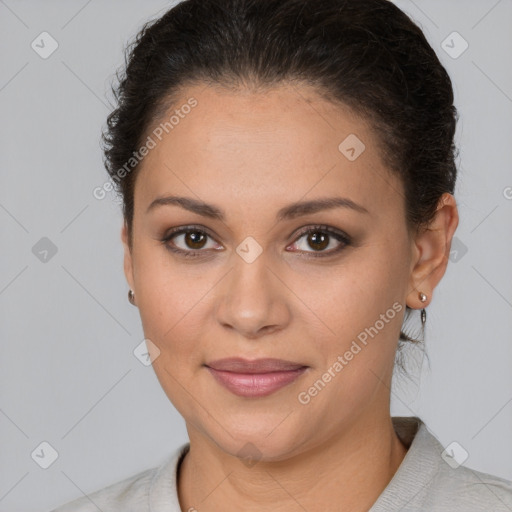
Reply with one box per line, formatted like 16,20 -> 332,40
307,232 -> 329,251
185,231 -> 207,249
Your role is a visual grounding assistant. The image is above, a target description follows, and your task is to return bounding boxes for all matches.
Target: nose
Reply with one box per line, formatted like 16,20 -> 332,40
214,249 -> 291,340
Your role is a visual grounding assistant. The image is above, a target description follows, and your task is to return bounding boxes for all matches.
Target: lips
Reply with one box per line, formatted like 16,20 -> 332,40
204,358 -> 308,398
205,357 -> 306,373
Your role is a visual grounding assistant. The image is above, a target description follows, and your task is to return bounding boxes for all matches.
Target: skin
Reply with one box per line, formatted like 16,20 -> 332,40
121,82 -> 459,511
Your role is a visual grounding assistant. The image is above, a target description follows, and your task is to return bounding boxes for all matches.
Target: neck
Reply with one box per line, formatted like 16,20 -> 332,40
177,411 -> 409,512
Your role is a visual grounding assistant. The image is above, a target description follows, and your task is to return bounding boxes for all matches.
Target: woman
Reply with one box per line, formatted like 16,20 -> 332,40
51,0 -> 512,510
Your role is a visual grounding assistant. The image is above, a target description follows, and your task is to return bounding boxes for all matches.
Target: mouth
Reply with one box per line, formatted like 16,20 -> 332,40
205,357 -> 307,373
204,357 -> 309,398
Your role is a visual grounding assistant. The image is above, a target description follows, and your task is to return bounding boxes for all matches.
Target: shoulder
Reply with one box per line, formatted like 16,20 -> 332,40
426,461 -> 512,511
49,442 -> 190,512
49,465 -> 157,512
372,417 -> 512,512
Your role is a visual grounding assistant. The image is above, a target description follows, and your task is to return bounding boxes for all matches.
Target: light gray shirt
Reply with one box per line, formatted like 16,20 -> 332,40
50,416 -> 512,511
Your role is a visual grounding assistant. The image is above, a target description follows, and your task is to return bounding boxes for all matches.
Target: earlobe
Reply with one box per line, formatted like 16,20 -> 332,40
121,222 -> 135,293
407,193 -> 459,309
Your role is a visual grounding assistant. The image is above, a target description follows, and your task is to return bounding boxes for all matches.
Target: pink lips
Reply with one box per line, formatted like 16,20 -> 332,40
205,357 -> 308,398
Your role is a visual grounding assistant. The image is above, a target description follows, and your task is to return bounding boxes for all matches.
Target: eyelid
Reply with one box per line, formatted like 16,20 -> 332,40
163,224 -> 218,240
291,224 -> 350,242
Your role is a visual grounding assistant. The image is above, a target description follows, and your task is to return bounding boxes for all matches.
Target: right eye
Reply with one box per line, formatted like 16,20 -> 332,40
160,226 -> 223,258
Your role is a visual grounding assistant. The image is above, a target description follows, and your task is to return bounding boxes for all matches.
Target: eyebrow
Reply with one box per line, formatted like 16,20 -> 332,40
146,195 -> 369,221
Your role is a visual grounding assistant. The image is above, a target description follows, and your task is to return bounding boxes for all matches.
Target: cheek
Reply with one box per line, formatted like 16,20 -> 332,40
137,283 -> 207,358
134,240 -> 203,317
288,253 -> 399,330
132,249 -> 208,365
293,246 -> 406,374
136,272 -> 208,415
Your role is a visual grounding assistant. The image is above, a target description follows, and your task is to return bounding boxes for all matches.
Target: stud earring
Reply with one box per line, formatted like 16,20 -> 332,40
128,289 -> 136,306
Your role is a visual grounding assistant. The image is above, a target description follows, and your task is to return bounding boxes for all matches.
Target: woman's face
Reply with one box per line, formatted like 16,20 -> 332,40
122,83 -> 421,460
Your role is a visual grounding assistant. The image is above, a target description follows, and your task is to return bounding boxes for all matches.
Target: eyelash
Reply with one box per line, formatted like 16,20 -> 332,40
160,224 -> 352,260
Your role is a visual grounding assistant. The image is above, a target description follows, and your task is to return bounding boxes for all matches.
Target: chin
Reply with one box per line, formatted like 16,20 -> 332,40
204,418 -> 310,464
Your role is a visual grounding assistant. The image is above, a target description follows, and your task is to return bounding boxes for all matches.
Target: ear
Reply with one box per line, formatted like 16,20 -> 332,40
121,222 -> 136,294
407,193 -> 459,309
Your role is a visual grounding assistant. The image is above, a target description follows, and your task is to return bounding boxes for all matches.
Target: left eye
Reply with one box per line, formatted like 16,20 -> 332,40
287,226 -> 351,256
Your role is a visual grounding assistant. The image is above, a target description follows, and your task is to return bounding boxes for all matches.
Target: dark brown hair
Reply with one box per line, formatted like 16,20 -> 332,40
101,0 -> 459,372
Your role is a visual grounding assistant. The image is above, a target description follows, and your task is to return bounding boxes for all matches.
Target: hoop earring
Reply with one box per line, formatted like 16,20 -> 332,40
419,291 -> 427,326
128,289 -> 136,306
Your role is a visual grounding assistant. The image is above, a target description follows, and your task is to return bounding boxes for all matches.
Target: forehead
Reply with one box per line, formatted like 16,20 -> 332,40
134,83 -> 403,218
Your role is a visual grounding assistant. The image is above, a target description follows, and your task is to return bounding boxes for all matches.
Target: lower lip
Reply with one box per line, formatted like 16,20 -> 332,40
206,366 -> 308,398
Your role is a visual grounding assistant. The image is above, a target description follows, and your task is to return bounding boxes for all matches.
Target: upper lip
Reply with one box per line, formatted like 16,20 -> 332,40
205,357 -> 307,373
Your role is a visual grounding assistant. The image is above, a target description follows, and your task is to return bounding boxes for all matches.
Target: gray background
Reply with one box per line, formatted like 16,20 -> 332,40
0,1 -> 511,511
